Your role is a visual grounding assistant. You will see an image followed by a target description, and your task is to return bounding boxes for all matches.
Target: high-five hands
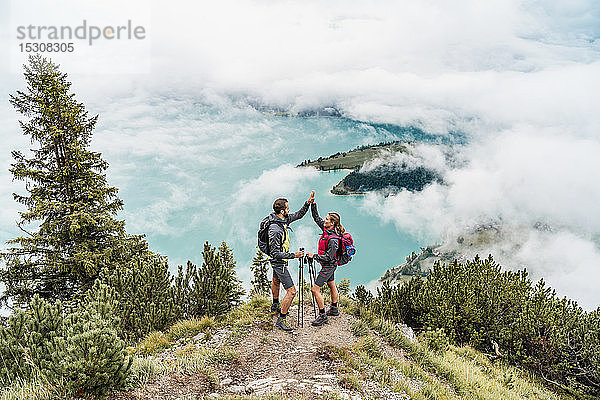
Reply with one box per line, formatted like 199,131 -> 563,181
307,190 -> 315,204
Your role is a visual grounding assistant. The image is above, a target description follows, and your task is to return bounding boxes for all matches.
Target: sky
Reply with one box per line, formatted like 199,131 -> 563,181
1,0 -> 599,309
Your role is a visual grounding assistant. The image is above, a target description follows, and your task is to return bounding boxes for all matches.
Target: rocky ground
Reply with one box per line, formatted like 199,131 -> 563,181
111,302 -> 416,400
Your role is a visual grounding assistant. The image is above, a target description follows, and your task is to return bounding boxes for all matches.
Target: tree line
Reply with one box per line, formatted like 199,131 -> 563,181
342,165 -> 442,193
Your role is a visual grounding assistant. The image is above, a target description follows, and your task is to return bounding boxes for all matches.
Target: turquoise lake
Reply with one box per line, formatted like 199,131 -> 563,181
89,99 -> 461,291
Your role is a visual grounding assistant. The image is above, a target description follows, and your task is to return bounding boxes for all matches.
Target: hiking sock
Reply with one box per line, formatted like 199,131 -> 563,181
331,302 -> 338,307
279,312 -> 287,319
319,308 -> 325,314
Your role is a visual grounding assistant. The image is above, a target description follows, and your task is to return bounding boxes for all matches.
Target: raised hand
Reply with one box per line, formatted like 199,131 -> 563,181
307,190 -> 315,204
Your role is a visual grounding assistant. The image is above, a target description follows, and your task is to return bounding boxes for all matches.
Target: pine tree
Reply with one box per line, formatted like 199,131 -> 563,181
1,54 -> 146,307
61,282 -> 132,397
176,241 -> 245,318
0,288 -> 131,396
217,241 -> 245,310
94,253 -> 178,341
194,242 -> 244,316
250,248 -> 270,297
174,260 -> 197,320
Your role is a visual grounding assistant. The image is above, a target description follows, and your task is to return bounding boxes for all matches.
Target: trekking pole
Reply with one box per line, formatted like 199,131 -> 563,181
308,257 -> 317,319
297,252 -> 301,327
298,257 -> 305,328
298,248 -> 304,328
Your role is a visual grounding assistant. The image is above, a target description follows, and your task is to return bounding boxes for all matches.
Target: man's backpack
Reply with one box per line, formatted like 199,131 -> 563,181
257,216 -> 285,255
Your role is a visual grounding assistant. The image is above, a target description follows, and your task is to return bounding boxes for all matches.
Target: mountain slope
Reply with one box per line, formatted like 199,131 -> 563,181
105,295 -> 574,400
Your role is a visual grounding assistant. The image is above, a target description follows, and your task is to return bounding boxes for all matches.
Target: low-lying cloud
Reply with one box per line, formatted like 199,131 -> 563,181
363,128 -> 600,309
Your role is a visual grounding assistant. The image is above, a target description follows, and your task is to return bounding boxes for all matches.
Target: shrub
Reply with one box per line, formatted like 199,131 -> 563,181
0,285 -> 132,398
365,255 -> 600,396
0,296 -> 63,385
250,249 -> 270,297
337,279 -> 351,296
174,242 -> 245,319
353,285 -> 373,305
421,328 -> 449,354
60,294 -> 132,397
96,252 -> 178,341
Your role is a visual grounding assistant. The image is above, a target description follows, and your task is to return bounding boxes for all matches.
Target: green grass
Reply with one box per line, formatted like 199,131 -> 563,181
0,377 -> 53,400
134,331 -> 171,355
119,299 -> 263,392
126,355 -> 165,388
355,307 -> 574,400
4,296 -> 574,400
126,346 -> 239,391
221,295 -> 273,341
350,318 -> 370,337
166,316 -> 216,341
204,395 -> 303,400
354,335 -> 382,359
303,143 -> 407,171
338,373 -> 362,391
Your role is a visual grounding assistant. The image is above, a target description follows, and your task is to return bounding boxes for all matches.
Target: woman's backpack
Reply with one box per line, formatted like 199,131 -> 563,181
318,230 -> 356,266
337,232 -> 356,266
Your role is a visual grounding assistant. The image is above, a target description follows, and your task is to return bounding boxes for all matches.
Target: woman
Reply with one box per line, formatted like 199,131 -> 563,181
306,194 -> 344,326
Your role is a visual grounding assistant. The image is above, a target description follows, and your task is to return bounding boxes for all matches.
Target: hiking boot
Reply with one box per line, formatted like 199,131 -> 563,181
311,313 -> 328,326
275,317 -> 293,332
326,306 -> 339,316
270,302 -> 281,313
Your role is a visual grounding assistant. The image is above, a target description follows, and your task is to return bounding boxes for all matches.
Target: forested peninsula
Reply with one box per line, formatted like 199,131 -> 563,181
298,141 -> 442,195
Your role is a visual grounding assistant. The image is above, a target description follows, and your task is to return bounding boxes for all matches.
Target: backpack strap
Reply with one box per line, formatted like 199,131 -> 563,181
322,230 -> 343,262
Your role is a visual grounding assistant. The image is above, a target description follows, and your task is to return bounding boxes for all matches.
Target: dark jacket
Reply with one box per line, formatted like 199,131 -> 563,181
311,203 -> 339,266
268,201 -> 310,265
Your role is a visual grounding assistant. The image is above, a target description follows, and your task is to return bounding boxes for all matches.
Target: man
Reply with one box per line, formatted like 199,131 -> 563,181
268,191 -> 314,332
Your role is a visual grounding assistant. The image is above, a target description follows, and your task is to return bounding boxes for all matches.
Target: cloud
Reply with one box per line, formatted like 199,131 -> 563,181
360,143 -> 453,174
363,127 -> 600,309
228,164 -> 321,247
233,164 -> 321,206
5,0 -> 597,136
225,164 -> 324,283
120,182 -> 206,237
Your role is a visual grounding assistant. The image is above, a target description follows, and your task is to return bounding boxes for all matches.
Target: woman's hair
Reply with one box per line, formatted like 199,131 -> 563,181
327,212 -> 345,234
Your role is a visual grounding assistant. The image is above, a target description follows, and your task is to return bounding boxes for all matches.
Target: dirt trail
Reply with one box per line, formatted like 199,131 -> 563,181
115,303 -> 369,400
220,303 -> 359,398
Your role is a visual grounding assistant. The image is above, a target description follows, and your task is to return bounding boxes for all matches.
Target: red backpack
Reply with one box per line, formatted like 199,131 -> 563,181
318,230 -> 356,266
